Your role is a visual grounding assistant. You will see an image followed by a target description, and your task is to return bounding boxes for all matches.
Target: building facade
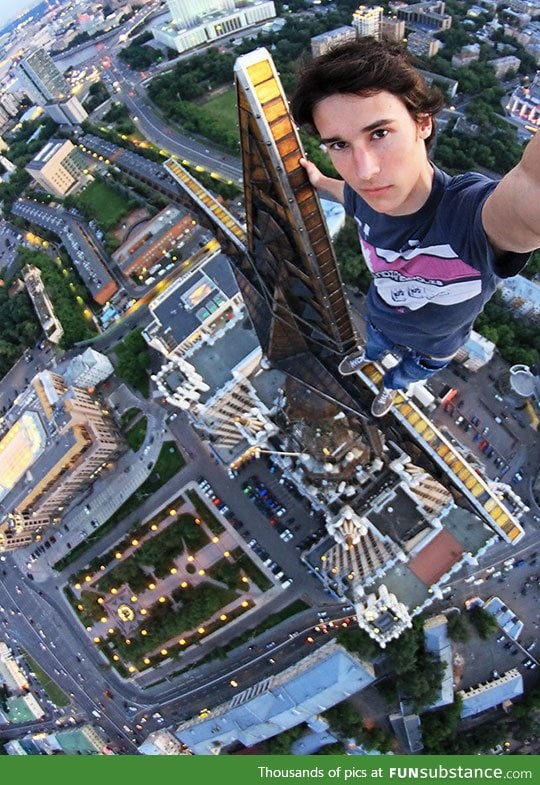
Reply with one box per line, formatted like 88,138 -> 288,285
0,371 -> 125,551
396,1 -> 452,31
311,26 -> 356,58
22,264 -> 64,344
352,5 -> 384,39
25,138 -> 87,197
18,49 -> 70,104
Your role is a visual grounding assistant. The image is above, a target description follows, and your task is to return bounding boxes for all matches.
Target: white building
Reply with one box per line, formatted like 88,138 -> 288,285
138,729 -> 191,755
154,1 -> 276,53
43,95 -> 88,126
174,642 -> 374,754
352,5 -> 383,39
63,348 -> 115,389
166,0 -> 235,28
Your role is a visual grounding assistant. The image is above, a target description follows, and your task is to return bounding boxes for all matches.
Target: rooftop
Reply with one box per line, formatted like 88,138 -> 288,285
150,253 -> 239,345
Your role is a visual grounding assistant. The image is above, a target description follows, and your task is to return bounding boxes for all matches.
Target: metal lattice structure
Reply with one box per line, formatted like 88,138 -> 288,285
232,48 -> 373,419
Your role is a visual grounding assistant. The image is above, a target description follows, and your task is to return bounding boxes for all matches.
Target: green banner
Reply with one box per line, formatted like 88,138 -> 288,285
2,754 -> 539,785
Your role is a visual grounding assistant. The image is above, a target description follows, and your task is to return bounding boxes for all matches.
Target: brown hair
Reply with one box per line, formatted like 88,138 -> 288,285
290,37 -> 444,151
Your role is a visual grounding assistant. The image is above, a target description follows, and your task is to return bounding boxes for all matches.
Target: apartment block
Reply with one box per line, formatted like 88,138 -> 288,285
311,26 -> 356,58
0,371 -> 125,551
397,1 -> 452,31
25,138 -> 86,197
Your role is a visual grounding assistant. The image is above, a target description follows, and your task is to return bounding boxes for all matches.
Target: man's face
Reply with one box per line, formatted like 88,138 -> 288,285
313,91 -> 434,216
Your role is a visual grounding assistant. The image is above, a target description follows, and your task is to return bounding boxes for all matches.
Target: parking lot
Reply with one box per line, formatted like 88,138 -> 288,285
428,360 -> 539,525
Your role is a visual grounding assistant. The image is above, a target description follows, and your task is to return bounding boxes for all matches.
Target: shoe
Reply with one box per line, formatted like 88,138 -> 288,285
338,348 -> 366,376
371,388 -> 396,418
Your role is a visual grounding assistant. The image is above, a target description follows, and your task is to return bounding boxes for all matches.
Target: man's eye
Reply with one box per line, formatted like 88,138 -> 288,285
328,141 -> 348,152
372,129 -> 388,140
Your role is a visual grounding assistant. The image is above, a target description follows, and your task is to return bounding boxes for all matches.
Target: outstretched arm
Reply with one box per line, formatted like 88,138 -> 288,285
300,157 -> 345,204
482,130 -> 540,257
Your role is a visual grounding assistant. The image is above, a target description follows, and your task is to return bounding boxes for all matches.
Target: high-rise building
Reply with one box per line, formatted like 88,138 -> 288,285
352,5 -> 384,40
155,1 -> 276,53
160,47 -> 524,648
166,0 -> 235,29
311,26 -> 356,58
18,49 -> 70,105
0,370 -> 125,551
25,138 -> 86,196
43,95 -> 88,126
407,29 -> 441,58
381,16 -> 405,42
17,49 -> 87,126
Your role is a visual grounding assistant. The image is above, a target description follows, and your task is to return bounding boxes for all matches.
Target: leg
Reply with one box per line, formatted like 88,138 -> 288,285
364,320 -> 399,363
383,351 -> 451,390
372,351 -> 452,418
338,321 -> 399,376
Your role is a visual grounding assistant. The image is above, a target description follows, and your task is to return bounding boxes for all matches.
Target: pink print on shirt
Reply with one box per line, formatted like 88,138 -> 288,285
359,238 -> 482,311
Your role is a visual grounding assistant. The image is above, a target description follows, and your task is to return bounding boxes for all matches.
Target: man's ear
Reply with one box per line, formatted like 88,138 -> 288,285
417,114 -> 432,140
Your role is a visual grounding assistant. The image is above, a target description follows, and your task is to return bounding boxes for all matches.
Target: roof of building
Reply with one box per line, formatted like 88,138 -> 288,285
424,615 -> 454,708
175,643 -> 374,754
27,138 -> 70,169
0,411 -> 47,503
499,275 -> 540,311
483,596 -> 524,640
409,529 -> 464,585
389,713 -> 423,753
460,670 -> 523,718
150,253 -> 239,345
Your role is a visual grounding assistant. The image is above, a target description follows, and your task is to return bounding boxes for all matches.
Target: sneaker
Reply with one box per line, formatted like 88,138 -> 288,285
371,388 -> 396,418
338,348 -> 366,376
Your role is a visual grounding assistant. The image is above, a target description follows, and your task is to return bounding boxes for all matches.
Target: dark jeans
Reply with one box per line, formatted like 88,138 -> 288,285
365,320 -> 453,390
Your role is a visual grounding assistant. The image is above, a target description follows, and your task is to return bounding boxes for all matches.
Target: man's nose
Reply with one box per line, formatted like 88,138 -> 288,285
352,146 -> 380,180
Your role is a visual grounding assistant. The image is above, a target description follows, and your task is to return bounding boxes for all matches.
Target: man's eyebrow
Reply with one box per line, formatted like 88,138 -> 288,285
320,118 -> 394,144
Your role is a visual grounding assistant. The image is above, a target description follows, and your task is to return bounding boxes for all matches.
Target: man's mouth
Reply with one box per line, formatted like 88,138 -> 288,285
360,185 -> 391,196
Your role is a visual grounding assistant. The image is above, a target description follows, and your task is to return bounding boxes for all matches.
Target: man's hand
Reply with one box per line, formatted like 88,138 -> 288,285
299,157 -> 325,188
299,157 -> 345,204
483,130 -> 540,255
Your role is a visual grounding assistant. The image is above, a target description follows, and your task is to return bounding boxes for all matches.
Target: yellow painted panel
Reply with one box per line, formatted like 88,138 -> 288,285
254,79 -> 282,105
246,61 -> 274,84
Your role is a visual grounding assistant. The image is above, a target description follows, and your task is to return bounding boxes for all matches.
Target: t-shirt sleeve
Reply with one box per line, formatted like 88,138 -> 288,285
445,174 -> 530,279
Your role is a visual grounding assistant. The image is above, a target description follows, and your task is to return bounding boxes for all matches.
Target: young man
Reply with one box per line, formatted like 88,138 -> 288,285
290,38 -> 540,417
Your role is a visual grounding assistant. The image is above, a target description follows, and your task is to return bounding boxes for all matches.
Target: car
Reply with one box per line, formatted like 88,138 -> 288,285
497,634 -> 505,643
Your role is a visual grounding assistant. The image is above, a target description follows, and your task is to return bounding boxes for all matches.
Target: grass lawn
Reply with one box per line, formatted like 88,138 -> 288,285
125,416 -> 147,451
22,650 -> 70,707
77,180 -> 129,232
201,88 -> 238,129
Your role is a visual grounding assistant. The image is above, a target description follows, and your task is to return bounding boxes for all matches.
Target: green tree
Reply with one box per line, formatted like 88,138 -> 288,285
114,329 -> 152,396
336,625 -> 377,660
446,611 -> 471,642
468,605 -> 498,640
421,696 -> 463,753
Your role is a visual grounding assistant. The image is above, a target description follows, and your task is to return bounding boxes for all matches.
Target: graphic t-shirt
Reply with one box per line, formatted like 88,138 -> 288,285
344,166 -> 529,357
